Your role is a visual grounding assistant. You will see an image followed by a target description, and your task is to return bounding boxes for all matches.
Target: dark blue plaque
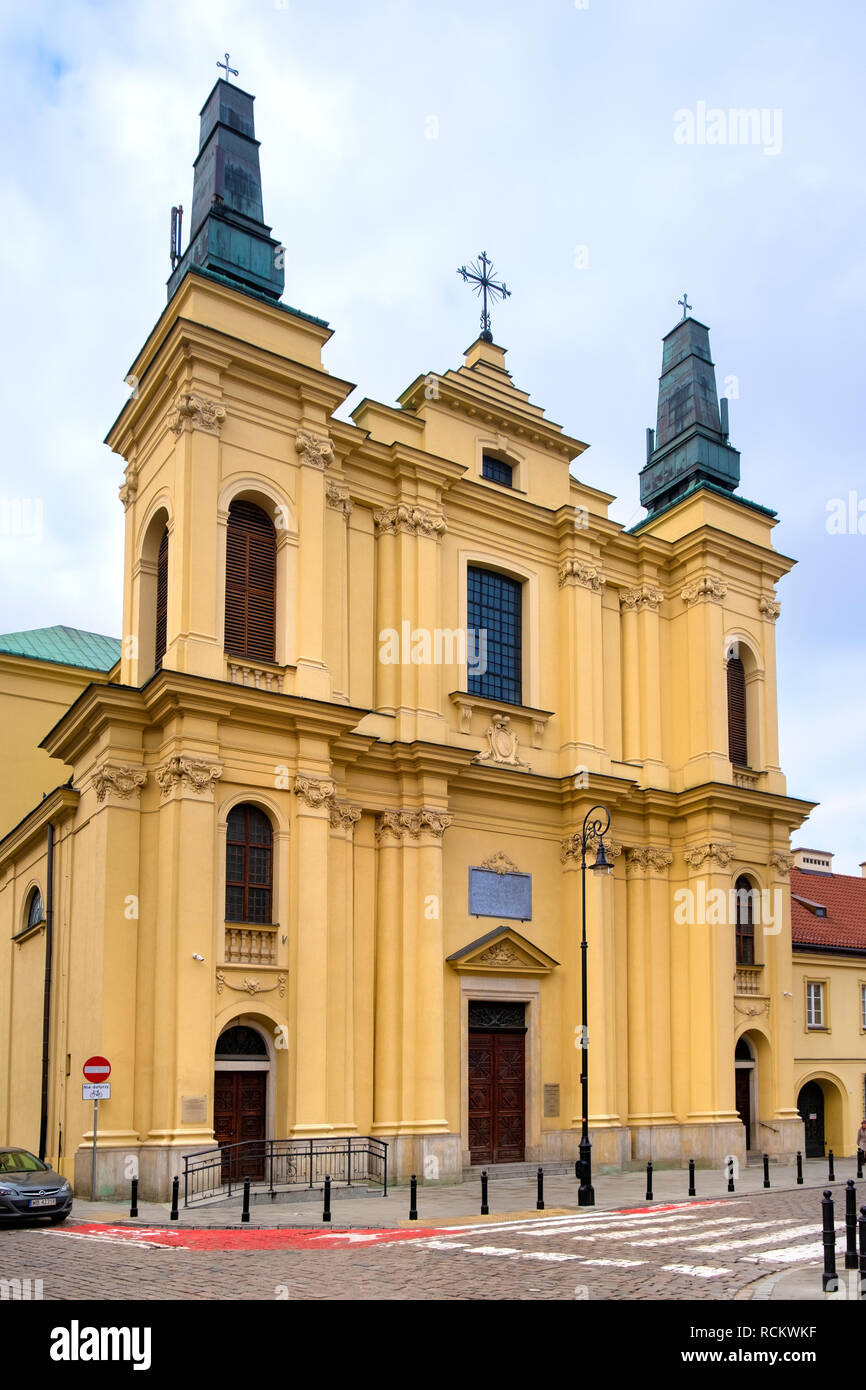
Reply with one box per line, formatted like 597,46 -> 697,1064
468,867 -> 532,921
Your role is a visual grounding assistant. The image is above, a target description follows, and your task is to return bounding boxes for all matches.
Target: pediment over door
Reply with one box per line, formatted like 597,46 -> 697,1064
446,926 -> 559,976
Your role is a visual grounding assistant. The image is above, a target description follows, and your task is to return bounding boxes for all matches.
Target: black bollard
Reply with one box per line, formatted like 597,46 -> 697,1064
241,1177 -> 251,1224
322,1174 -> 331,1224
858,1149 -> 864,1180
537,1167 -> 544,1211
688,1159 -> 696,1197
796,1151 -> 804,1185
130,1177 -> 138,1219
481,1169 -> 489,1216
645,1162 -> 653,1202
763,1153 -> 771,1189
859,1205 -> 866,1299
822,1189 -> 837,1292
845,1181 -> 858,1270
727,1158 -> 735,1193
409,1174 -> 418,1222
169,1175 -> 179,1221
829,1149 -> 836,1182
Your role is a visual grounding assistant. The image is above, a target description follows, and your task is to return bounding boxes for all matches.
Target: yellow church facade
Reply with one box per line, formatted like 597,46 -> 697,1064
0,78 -> 814,1198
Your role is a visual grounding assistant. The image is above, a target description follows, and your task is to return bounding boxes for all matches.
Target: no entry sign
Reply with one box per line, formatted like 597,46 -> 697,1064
83,1056 -> 111,1083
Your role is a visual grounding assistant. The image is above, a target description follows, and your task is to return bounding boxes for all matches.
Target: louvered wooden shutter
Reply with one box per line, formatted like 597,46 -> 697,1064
727,656 -> 748,765
225,501 -> 276,661
155,527 -> 168,669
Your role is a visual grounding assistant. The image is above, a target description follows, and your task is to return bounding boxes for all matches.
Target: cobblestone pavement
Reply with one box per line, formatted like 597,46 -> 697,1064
0,1185 -> 845,1301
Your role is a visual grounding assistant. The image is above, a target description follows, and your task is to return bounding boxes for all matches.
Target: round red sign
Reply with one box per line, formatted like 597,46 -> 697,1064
83,1055 -> 111,1081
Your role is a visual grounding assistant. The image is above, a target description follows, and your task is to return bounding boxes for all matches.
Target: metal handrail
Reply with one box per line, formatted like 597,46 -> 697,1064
182,1136 -> 388,1207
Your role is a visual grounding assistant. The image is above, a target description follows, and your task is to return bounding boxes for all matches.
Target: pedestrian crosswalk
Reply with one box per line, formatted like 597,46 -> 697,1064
408,1200 -> 842,1279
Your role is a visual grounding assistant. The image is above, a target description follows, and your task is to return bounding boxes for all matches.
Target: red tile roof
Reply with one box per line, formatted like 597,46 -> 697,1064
791,867 -> 866,953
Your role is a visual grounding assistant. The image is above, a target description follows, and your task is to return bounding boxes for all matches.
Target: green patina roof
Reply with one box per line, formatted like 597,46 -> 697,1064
0,625 -> 121,672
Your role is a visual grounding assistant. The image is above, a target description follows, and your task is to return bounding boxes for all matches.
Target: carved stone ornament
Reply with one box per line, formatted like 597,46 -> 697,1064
156,755 -> 223,797
619,583 -> 663,612
758,594 -> 781,622
373,503 -> 447,539
375,808 -> 453,843
625,845 -> 674,874
118,474 -> 138,508
683,841 -> 735,869
293,775 -> 337,809
477,941 -> 520,965
216,971 -> 287,998
329,800 -> 362,830
681,575 -> 727,605
561,833 -> 623,864
769,851 -> 794,876
325,481 -> 352,518
479,851 -> 519,875
475,712 -> 526,767
735,999 -> 769,1020
92,764 -> 148,802
558,558 -> 605,592
295,429 -> 335,470
168,393 -> 226,436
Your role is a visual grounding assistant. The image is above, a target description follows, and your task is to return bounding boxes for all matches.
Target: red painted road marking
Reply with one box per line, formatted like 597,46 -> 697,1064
54,1223 -> 444,1251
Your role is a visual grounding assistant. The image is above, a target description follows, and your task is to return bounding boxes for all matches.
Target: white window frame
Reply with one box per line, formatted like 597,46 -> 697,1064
806,981 -> 825,1029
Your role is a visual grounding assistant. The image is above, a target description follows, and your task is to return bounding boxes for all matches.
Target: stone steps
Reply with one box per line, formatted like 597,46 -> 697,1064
461,1161 -> 575,1181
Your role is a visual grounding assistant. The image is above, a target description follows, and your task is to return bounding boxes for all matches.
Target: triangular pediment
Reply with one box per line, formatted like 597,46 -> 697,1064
446,926 -> 558,975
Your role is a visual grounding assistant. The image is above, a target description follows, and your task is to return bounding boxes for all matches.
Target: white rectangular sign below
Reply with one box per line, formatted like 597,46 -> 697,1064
83,1083 -> 110,1100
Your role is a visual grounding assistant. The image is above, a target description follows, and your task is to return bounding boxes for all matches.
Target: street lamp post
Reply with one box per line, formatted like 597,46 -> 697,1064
574,803 -> 613,1208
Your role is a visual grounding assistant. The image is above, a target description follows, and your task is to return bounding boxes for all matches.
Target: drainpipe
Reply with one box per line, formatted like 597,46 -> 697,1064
38,823 -> 55,1163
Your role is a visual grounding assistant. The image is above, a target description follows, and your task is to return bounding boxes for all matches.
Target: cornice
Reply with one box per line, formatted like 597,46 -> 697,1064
0,786 -> 79,864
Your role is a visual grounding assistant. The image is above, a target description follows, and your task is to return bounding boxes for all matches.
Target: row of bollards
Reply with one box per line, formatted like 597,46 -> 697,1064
821,1183 -> 866,1294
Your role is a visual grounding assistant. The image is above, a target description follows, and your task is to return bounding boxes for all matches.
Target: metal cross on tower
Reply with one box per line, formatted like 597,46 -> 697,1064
217,53 -> 239,82
457,251 -> 511,343
678,292 -> 692,320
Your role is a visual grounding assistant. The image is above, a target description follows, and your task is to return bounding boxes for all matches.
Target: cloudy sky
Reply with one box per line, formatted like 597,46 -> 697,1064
1,0 -> 863,868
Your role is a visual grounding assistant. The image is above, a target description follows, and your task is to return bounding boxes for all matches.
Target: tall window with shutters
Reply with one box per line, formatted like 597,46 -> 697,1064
727,654 -> 748,766
735,875 -> 755,965
226,805 -> 273,924
225,500 -> 277,662
155,527 -> 168,669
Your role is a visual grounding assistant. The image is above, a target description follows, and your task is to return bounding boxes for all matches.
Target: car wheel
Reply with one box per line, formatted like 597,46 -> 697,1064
47,1212 -> 70,1224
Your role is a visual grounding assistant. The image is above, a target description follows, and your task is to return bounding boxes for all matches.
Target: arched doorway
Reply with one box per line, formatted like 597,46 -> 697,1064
214,1023 -> 270,1180
735,1035 -> 756,1150
798,1081 -> 826,1158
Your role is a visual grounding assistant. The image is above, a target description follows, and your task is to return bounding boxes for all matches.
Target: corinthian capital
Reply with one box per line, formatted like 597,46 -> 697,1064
683,841 -> 735,869
168,393 -> 226,436
325,481 -> 353,518
681,575 -> 727,605
295,429 -> 335,470
92,763 -> 148,802
293,774 -> 337,809
558,558 -> 605,592
155,755 -> 223,796
619,583 -> 663,612
625,845 -> 673,874
375,808 -> 452,842
373,503 -> 447,539
758,594 -> 781,622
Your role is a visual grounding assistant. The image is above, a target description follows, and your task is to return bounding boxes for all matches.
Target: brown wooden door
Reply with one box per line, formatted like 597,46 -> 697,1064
468,1032 -> 526,1164
213,1070 -> 267,1180
735,1068 -> 751,1149
798,1081 -> 825,1158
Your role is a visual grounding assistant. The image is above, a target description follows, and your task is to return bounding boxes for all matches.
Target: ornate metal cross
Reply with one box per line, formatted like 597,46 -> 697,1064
457,251 -> 511,343
678,292 -> 692,319
217,53 -> 239,83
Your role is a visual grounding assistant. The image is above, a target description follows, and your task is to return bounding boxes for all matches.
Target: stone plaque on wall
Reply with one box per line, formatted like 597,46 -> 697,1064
543,1083 -> 560,1118
181,1094 -> 207,1124
468,867 -> 532,921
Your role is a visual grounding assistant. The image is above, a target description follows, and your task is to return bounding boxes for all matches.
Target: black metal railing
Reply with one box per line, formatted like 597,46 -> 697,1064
182,1137 -> 388,1207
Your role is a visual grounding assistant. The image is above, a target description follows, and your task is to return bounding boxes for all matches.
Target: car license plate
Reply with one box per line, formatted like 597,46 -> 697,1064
29,1197 -> 56,1207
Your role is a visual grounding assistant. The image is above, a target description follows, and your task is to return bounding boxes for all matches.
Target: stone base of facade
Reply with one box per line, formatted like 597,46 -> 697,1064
74,1141 -> 215,1202
379,1132 -> 464,1185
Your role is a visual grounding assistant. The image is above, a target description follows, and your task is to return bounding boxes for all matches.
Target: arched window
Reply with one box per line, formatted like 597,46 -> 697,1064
735,875 -> 755,965
215,1025 -> 268,1058
26,887 -> 44,929
226,805 -> 273,924
467,566 -> 522,705
225,500 -> 277,661
727,655 -> 748,765
155,526 -> 168,669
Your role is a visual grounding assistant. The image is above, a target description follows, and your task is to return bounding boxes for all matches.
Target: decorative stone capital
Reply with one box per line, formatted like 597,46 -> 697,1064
295,428 -> 335,470
558,558 -> 605,592
619,583 -> 663,612
475,712 -> 527,768
768,851 -> 794,876
92,763 -> 147,802
373,503 -> 447,539
479,851 -> 519,874
156,755 -> 223,797
168,393 -> 226,436
325,481 -> 353,518
375,808 -> 453,843
329,800 -> 362,830
118,474 -> 138,509
560,833 -> 623,864
758,594 -> 781,622
681,575 -> 727,606
293,774 -> 337,809
683,841 -> 735,869
625,845 -> 674,874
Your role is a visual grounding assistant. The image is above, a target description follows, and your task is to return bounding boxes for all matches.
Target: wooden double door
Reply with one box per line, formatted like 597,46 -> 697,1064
213,1070 -> 267,1180
798,1081 -> 825,1158
468,1030 -> 526,1164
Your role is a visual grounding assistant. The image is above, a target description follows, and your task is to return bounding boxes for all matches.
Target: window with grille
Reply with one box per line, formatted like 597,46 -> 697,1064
26,888 -> 44,929
482,455 -> 514,487
806,981 -> 825,1029
727,655 -> 748,765
225,500 -> 276,661
155,527 -> 168,669
226,805 -> 273,924
467,566 -> 522,705
734,875 -> 755,965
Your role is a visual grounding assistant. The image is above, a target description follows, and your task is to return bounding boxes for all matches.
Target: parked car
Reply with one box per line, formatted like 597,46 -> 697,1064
0,1148 -> 73,1223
